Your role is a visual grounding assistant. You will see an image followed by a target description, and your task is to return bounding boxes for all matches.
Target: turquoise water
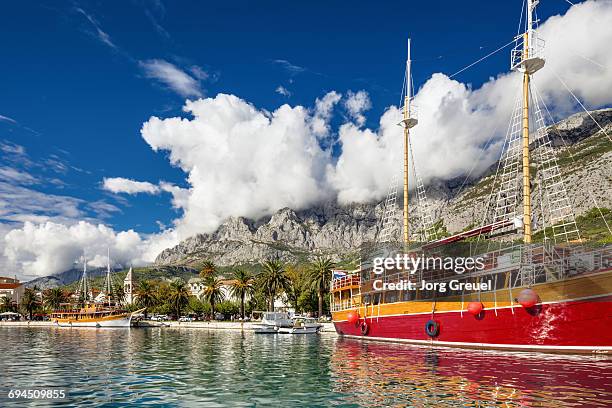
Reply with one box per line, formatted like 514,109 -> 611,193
1,327 -> 611,407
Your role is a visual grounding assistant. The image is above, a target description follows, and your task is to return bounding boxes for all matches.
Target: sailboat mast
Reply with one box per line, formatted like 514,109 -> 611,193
403,39 -> 411,245
521,0 -> 535,243
82,256 -> 89,303
106,248 -> 111,306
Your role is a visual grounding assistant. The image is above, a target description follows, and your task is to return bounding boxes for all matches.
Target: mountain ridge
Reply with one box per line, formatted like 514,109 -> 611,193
154,109 -> 612,268
25,109 -> 612,286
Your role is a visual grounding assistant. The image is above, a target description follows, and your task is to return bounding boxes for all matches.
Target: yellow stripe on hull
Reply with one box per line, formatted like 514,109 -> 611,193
54,313 -> 132,328
333,269 -> 612,322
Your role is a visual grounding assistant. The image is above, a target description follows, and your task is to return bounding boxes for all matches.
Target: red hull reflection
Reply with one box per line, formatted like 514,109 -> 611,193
331,337 -> 612,407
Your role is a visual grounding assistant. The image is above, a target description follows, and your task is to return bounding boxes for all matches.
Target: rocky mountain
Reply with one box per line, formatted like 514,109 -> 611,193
25,267 -> 107,290
155,109 -> 612,268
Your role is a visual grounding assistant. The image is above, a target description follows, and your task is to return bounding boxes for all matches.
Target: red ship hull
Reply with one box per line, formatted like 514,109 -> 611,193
333,296 -> 612,353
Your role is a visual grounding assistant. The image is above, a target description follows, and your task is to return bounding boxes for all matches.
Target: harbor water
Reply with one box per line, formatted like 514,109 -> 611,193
1,327 -> 610,407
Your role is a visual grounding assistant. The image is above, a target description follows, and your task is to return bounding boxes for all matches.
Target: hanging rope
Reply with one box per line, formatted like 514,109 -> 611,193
399,68 -> 406,108
449,39 -> 516,79
517,0 -> 526,37
531,81 -> 612,236
551,69 -> 612,143
475,85 -> 524,246
454,114 -> 505,199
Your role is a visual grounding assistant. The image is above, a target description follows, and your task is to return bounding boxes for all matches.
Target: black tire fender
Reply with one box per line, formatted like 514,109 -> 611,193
425,319 -> 440,338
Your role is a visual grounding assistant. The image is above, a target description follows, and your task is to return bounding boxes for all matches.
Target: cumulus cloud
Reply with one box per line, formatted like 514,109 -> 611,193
312,91 -> 342,137
343,90 -> 372,126
102,177 -> 161,195
136,0 -> 612,242
141,93 -> 333,236
3,1 -> 612,279
139,59 -> 203,98
331,0 -> 612,202
3,221 -> 146,278
327,107 -> 403,204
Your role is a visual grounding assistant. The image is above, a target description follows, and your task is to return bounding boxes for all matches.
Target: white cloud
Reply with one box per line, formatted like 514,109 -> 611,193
3,0 -> 612,279
312,91 -> 342,137
101,177 -> 188,212
327,107 -> 403,204
102,177 -> 160,195
190,66 -> 209,80
3,221 -> 146,278
139,59 -> 203,98
330,0 -> 612,202
275,85 -> 291,97
75,7 -> 116,49
0,114 -> 17,124
0,182 -> 85,225
0,167 -> 38,185
343,90 -> 372,126
159,182 -> 190,211
0,141 -> 25,155
141,93 -> 333,238
273,59 -> 306,75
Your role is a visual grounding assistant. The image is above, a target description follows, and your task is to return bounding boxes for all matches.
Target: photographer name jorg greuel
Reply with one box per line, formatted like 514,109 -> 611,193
373,278 -> 492,292
372,254 -> 488,293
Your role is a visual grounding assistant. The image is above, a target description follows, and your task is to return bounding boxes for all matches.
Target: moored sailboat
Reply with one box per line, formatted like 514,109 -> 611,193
330,0 -> 612,354
51,253 -> 142,328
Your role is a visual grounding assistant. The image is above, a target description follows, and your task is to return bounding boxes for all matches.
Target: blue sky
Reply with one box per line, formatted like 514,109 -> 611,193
0,0 -> 576,234
4,0 -> 611,278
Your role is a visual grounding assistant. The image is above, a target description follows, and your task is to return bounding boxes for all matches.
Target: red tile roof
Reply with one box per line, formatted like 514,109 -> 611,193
0,283 -> 22,289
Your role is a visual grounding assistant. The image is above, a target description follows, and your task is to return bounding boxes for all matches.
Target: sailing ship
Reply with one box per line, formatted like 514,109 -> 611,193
51,304 -> 134,328
51,252 -> 140,328
331,0 -> 612,354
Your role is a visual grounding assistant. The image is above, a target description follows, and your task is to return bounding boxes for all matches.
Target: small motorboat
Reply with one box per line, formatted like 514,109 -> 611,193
277,317 -> 322,334
253,325 -> 278,334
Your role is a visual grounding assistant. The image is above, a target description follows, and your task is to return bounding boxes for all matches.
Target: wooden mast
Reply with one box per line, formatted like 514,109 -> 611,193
521,0 -> 537,244
403,39 -> 411,245
522,30 -> 532,243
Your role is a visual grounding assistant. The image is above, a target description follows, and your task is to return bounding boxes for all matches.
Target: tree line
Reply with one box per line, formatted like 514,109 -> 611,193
0,256 -> 337,320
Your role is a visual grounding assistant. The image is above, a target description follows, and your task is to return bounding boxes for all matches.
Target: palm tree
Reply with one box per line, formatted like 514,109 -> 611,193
114,285 -> 125,305
21,289 -> 38,320
201,276 -> 225,319
168,279 -> 190,319
307,257 -> 335,318
1,295 -> 15,312
258,259 -> 290,312
135,280 -> 157,319
199,260 -> 217,279
43,288 -> 67,310
229,268 -> 255,319
285,264 -> 306,313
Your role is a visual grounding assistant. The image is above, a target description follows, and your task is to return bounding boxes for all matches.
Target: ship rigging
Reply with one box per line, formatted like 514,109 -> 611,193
331,0 -> 612,354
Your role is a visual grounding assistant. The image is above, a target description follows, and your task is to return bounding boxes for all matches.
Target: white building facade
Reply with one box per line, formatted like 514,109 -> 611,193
0,277 -> 25,303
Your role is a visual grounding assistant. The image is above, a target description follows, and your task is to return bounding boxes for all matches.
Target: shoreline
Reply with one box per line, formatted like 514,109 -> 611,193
0,320 -> 338,333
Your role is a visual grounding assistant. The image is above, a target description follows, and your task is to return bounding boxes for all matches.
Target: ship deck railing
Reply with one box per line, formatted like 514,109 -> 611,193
331,275 -> 361,291
331,243 -> 611,308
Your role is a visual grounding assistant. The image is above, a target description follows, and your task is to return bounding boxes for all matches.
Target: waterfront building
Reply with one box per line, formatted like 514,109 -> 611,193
187,277 -> 235,301
124,267 -> 136,305
0,276 -> 25,304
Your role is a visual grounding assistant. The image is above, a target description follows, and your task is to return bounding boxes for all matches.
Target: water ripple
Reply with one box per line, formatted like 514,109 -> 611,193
0,328 -> 610,407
